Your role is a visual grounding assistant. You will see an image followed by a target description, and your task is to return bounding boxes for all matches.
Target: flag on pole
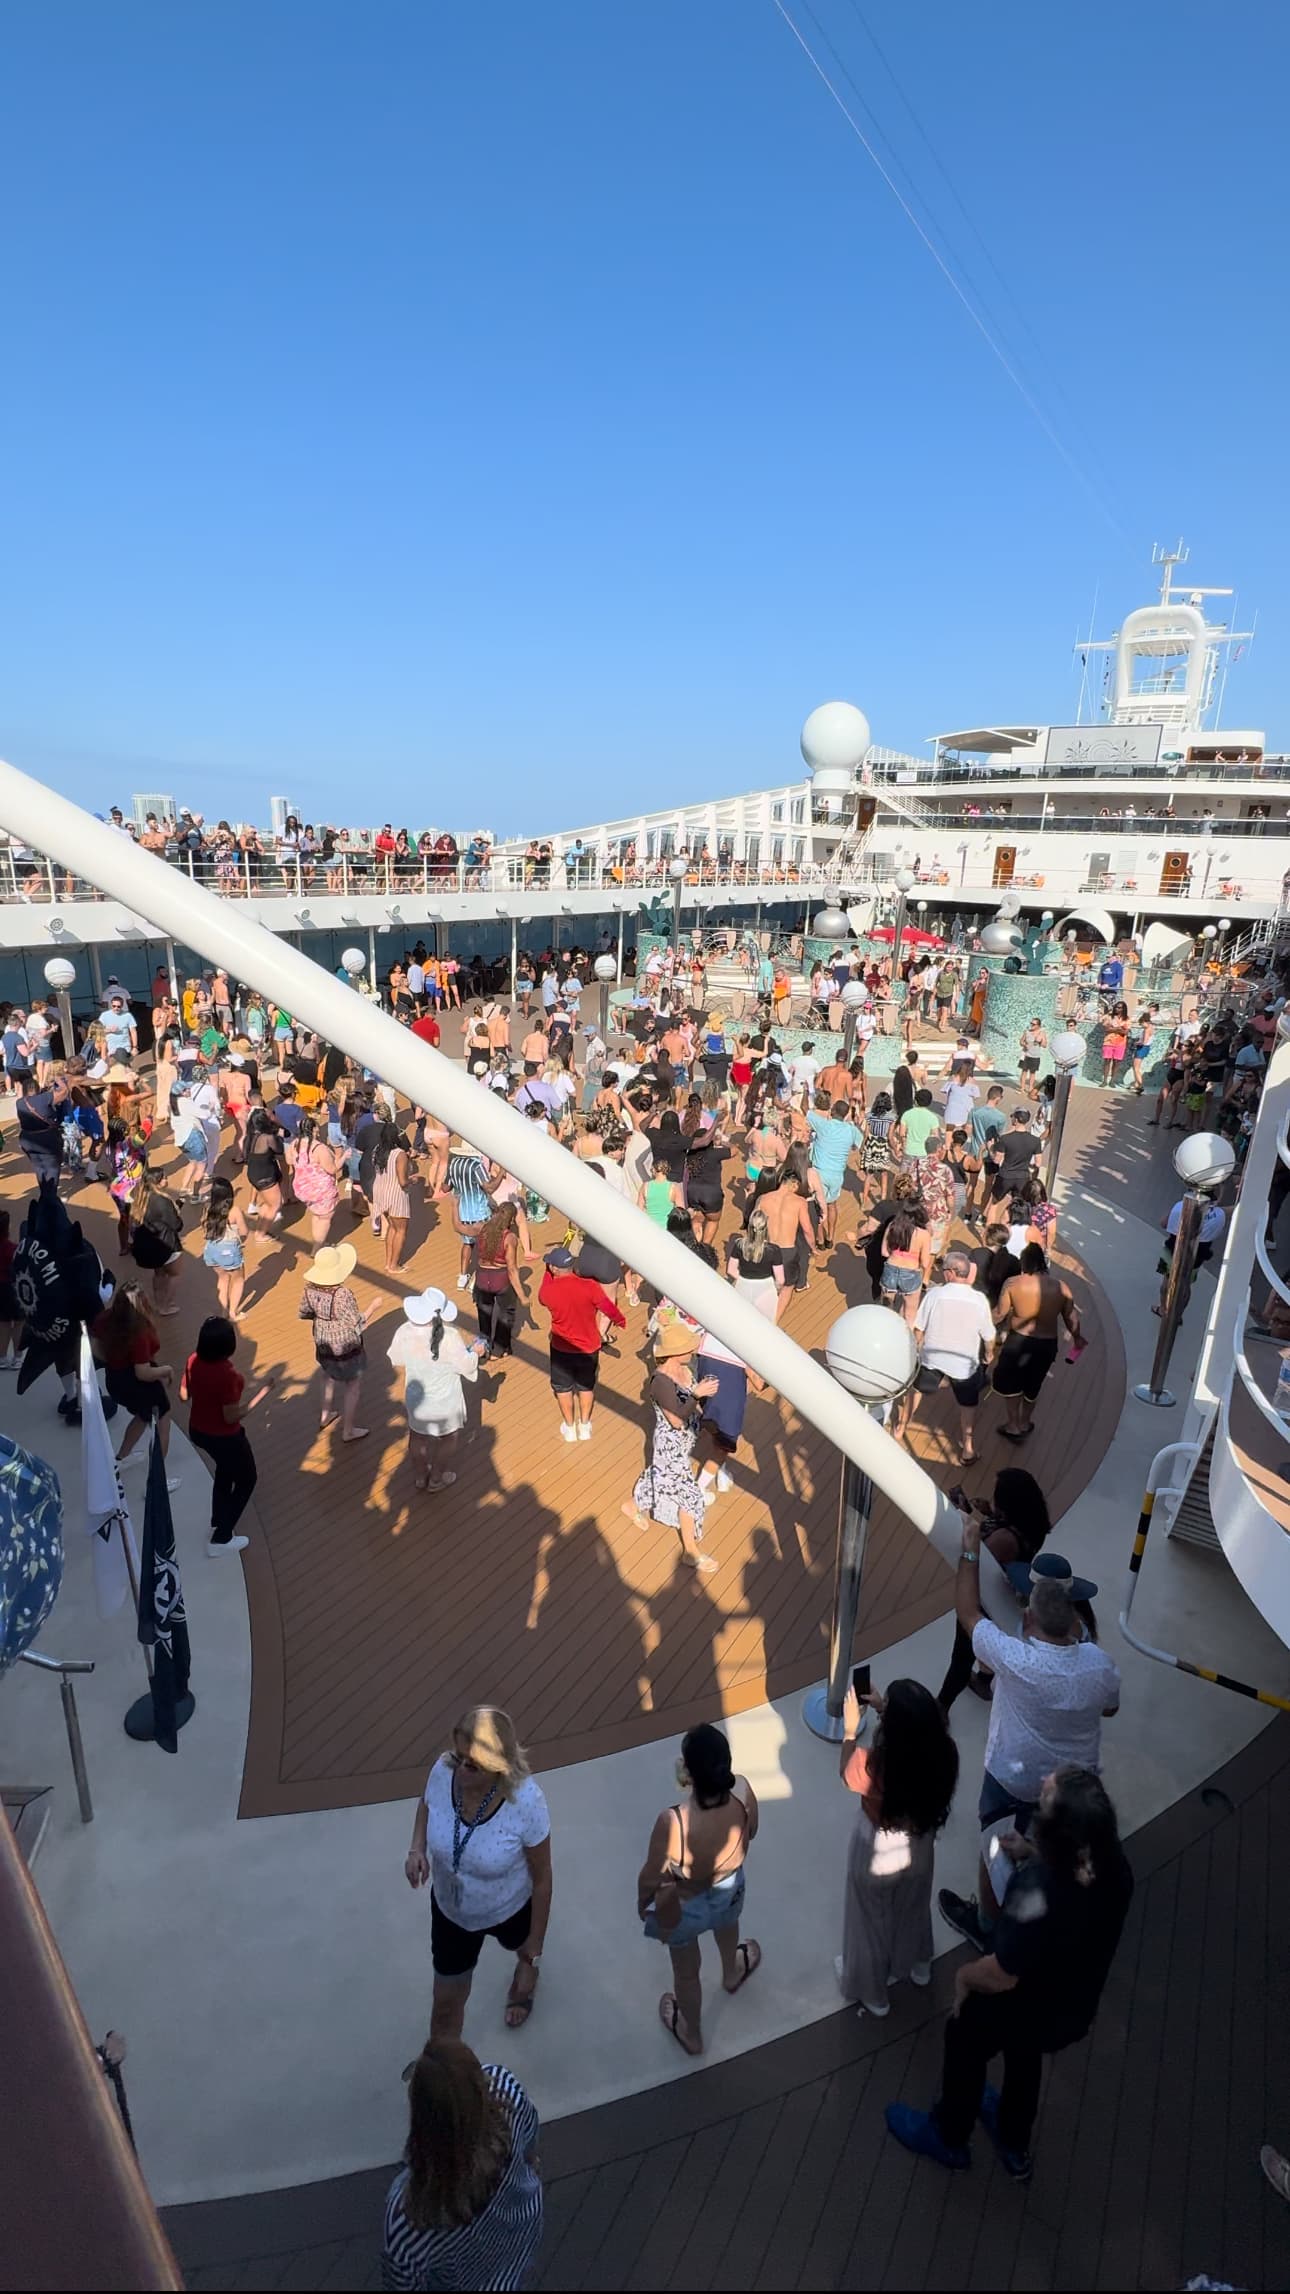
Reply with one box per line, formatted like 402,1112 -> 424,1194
79,1328 -> 139,1620
137,1429 -> 191,1754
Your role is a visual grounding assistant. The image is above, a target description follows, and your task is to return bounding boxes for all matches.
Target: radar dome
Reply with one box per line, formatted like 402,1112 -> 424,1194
800,701 -> 871,775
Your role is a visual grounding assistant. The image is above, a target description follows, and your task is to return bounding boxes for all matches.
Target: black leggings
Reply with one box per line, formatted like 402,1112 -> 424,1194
474,1283 -> 517,1356
190,1427 -> 258,1542
938,1621 -> 979,1711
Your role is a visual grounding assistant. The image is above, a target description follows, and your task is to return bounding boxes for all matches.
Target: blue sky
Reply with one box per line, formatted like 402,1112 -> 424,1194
1,1 -> 1285,835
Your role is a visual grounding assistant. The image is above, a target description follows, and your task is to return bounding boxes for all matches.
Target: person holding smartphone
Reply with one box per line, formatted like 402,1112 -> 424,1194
835,1673 -> 959,2019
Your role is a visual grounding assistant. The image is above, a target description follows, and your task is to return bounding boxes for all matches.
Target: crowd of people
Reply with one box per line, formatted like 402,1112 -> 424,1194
3,912 -> 1288,2281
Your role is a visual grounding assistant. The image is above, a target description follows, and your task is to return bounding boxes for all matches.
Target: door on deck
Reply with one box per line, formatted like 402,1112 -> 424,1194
992,845 -> 1016,888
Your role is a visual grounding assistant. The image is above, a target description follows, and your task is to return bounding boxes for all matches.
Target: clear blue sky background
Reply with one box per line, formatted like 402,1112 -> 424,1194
1,1 -> 1285,836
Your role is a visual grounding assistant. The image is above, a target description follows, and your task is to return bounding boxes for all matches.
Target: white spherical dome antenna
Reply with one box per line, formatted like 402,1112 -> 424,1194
801,701 -> 871,775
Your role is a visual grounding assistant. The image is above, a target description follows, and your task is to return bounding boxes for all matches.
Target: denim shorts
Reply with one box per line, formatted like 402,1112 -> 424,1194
881,1262 -> 922,1297
643,1868 -> 745,1946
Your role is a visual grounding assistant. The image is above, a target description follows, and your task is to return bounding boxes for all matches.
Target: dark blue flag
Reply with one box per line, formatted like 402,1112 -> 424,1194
137,1434 -> 191,1754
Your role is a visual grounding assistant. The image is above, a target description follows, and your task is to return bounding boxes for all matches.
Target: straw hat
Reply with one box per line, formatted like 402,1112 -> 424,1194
404,1286 -> 457,1327
101,1063 -> 138,1086
304,1242 -> 357,1286
655,1321 -> 701,1361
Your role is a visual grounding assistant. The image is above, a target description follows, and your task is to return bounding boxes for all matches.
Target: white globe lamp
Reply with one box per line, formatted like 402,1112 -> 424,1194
826,1305 -> 918,1406
593,954 -> 617,983
667,856 -> 688,884
1051,1030 -> 1087,1072
1173,1132 -> 1236,1192
1201,925 -> 1217,943
1216,916 -> 1232,933
341,946 -> 366,977
840,979 -> 869,1012
894,866 -> 917,896
43,957 -> 76,991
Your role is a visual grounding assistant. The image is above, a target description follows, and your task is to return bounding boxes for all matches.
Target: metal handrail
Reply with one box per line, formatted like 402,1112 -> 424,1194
17,1650 -> 96,1824
1233,1345 -> 1290,1450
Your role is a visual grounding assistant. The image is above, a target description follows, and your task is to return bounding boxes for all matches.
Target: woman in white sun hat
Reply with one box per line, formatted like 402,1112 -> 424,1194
387,1287 -> 487,1491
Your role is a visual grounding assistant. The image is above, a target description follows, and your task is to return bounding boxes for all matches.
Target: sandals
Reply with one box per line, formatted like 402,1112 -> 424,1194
658,1992 -> 702,2055
723,1938 -> 762,1993
505,1966 -> 539,2029
425,1472 -> 458,1491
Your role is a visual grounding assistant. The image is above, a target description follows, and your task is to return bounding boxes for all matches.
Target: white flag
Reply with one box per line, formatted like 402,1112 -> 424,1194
79,1329 -> 139,1620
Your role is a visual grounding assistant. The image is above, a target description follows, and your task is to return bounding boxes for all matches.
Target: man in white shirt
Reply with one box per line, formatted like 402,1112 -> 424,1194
894,1250 -> 995,1460
406,957 -> 425,1010
940,1526 -> 1121,1951
788,1041 -> 820,1104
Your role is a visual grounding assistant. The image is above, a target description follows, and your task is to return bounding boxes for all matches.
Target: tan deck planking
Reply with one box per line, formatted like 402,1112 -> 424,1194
0,1081 -> 1124,1819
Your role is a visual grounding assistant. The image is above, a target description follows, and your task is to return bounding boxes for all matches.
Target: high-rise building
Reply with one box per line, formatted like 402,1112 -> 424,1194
269,796 -> 296,835
132,792 -> 176,826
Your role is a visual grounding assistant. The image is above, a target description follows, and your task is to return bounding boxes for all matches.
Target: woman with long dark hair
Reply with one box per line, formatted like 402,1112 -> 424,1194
938,1469 -> 1052,1712
473,1201 -> 523,1363
637,1722 -> 761,2056
836,1676 -> 959,2017
372,1117 -> 413,1273
180,1314 -> 275,1555
382,2039 -> 543,2292
244,1100 -> 287,1227
90,1284 -> 178,1479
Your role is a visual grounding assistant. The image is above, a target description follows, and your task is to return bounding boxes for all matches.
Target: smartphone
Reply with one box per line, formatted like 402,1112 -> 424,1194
851,1661 -> 871,1700
948,1483 -> 971,1514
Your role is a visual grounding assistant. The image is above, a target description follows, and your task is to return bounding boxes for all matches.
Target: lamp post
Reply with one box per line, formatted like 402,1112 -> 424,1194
890,864 -> 917,992
593,951 -> 617,1040
668,854 -> 688,963
1044,1029 -> 1087,1197
803,1307 -> 919,1741
1134,1132 -> 1237,1408
43,956 -> 77,1060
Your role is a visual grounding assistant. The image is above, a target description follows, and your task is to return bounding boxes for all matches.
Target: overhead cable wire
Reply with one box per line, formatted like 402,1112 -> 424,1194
770,0 -> 1135,547
842,0 -> 1107,465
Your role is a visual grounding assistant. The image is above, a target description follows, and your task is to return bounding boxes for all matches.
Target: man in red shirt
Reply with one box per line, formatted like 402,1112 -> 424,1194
538,1245 -> 625,1443
410,1010 -> 441,1049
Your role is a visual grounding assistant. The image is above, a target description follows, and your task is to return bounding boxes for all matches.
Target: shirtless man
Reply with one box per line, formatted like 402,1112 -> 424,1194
485,1003 -> 513,1057
753,1156 -> 818,1314
992,1242 -> 1082,1441
817,1050 -> 855,1110
521,1022 -> 549,1068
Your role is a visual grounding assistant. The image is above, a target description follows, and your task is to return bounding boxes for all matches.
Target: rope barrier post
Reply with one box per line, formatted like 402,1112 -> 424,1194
1134,1190 -> 1203,1408
1135,1132 -> 1237,1409
803,1311 -> 918,1744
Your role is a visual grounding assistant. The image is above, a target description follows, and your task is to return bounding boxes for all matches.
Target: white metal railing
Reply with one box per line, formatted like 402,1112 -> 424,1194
0,845 -> 880,909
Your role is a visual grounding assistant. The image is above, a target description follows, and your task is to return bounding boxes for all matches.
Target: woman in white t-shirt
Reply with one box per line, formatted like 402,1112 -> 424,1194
405,1706 -> 553,2043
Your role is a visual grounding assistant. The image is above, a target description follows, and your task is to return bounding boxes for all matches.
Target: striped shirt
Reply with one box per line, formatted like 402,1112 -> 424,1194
382,2064 -> 542,2291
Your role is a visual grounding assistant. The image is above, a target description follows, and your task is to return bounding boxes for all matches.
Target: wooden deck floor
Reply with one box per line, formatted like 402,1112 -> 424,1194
162,1717 -> 1290,2294
0,1086 -> 1124,1821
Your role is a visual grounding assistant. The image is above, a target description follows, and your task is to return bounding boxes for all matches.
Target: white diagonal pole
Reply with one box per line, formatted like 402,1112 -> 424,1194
0,757 -> 1017,1626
